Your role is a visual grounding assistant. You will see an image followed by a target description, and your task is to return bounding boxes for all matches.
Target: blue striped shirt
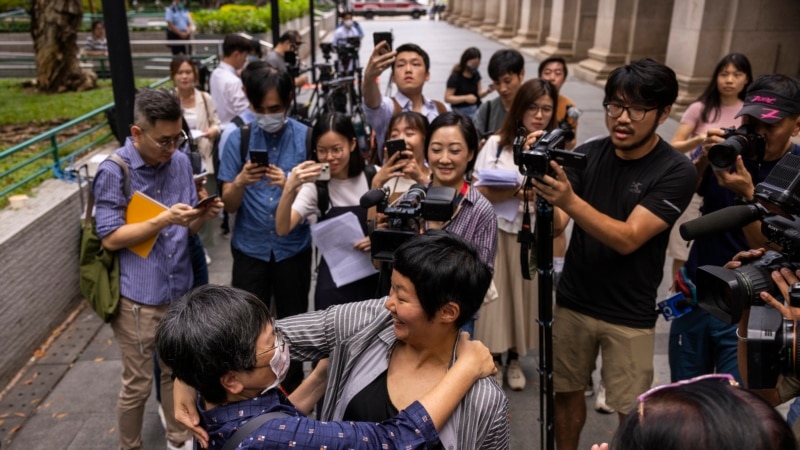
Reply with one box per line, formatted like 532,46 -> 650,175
217,118 -> 311,262
93,138 -> 197,305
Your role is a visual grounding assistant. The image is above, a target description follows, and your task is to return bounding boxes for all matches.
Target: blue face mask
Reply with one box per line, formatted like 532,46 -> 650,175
255,112 -> 286,134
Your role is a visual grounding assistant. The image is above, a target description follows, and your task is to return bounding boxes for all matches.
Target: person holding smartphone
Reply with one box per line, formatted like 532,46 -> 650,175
276,112 -> 380,310
371,111 -> 431,199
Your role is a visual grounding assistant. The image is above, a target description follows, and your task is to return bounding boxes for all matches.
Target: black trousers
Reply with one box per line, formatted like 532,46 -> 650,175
231,245 -> 312,393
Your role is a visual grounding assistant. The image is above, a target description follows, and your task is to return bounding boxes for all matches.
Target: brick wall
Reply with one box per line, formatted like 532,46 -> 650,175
0,180 -> 84,388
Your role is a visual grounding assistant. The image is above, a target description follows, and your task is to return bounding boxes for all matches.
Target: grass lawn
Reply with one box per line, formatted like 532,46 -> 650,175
0,78 -> 164,125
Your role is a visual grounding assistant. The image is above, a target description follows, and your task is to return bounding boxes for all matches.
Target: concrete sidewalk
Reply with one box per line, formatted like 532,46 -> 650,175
1,18 -> 679,450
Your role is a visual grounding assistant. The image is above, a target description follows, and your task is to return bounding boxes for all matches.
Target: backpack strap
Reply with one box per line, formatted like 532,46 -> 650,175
433,100 -> 448,115
239,123 -> 251,164
87,154 -> 130,227
391,97 -> 402,116
220,411 -> 290,450
316,179 -> 330,219
363,164 -> 377,189
305,126 -> 313,160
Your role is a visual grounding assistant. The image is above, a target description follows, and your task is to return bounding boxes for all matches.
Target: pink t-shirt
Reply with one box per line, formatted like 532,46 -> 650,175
680,100 -> 743,136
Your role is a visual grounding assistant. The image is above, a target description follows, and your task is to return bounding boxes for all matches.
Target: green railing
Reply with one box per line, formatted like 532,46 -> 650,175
0,55 -> 217,201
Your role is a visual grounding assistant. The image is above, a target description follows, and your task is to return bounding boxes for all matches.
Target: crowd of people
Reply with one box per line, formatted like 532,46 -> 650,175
86,7 -> 800,450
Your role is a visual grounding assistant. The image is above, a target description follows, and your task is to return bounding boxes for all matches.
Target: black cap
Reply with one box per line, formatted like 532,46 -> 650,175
735,90 -> 800,124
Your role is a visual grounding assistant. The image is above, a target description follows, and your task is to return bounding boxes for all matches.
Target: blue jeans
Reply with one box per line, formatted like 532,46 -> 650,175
668,307 -> 741,383
789,397 -> 800,427
452,104 -> 478,121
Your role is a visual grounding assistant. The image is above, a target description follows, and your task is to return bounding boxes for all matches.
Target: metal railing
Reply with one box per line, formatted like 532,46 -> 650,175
0,54 -> 219,200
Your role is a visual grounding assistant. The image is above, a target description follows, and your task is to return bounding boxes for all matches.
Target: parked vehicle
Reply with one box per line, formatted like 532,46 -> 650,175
350,0 -> 428,20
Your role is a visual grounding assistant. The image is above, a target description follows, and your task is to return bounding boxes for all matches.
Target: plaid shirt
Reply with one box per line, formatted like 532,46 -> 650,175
443,185 -> 498,272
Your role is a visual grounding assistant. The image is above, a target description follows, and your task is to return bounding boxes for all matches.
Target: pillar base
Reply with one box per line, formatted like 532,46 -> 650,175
512,30 -> 542,48
480,21 -> 498,33
492,25 -> 516,40
573,47 -> 627,84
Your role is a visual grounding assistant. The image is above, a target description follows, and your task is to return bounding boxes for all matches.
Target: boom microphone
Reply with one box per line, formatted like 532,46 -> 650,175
360,187 -> 389,209
679,203 -> 766,241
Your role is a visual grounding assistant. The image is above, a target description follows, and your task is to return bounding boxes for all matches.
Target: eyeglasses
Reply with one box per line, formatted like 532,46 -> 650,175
142,130 -> 188,151
252,329 -> 285,369
637,373 -> 738,420
526,104 -> 554,116
603,103 -> 659,122
315,146 -> 345,158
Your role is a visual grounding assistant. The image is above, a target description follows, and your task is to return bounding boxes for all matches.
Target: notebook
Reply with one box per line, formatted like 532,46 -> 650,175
126,191 -> 168,258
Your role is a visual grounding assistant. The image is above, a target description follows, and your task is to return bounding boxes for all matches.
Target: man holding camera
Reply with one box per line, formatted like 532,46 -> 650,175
265,31 -> 310,88
531,59 -> 695,450
668,74 -> 800,384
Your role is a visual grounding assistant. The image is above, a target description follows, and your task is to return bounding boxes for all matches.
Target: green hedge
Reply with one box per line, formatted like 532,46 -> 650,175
192,0 -> 310,35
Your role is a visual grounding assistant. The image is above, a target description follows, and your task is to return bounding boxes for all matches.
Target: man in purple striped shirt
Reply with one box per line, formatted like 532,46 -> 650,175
94,88 -> 223,450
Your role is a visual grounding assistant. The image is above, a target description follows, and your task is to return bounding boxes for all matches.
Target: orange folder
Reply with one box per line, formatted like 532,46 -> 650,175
126,191 -> 168,258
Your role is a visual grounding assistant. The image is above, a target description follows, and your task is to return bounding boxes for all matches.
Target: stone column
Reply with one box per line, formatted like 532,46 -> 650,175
480,0 -> 501,34
456,0 -> 473,26
512,0 -> 551,48
446,0 -> 463,24
468,0 -> 487,28
492,0 -> 521,39
573,0 -> 632,83
535,0 -> 598,61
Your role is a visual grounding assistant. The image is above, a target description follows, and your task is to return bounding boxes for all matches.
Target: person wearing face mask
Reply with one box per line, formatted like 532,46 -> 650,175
161,281 -> 499,450
165,0 -> 193,55
445,47 -> 493,120
332,10 -> 363,49
217,65 -> 312,395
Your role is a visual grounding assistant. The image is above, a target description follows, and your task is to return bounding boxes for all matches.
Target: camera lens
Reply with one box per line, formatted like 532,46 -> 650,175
696,264 -> 775,324
708,135 -> 748,170
780,320 -> 800,378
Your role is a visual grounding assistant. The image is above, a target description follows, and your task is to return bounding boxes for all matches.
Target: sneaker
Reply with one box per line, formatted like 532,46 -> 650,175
204,249 -> 212,265
157,404 -> 167,430
585,377 -> 595,397
166,438 -> 193,450
493,362 -> 504,388
594,382 -> 616,414
506,360 -> 526,391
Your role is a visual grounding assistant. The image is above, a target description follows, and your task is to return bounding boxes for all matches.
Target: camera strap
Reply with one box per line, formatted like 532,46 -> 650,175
518,183 -> 534,280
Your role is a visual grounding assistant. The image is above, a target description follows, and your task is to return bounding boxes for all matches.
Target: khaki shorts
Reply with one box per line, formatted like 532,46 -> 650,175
552,305 -> 655,414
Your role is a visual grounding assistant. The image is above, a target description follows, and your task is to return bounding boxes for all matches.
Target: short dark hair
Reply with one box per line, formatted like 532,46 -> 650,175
393,230 -> 491,328
498,78 -> 558,148
384,111 -> 430,149
487,49 -> 524,82
312,112 -> 365,177
278,30 -> 302,45
425,111 -> 479,174
133,88 -> 183,129
746,74 -> 800,109
392,43 -> 430,73
156,285 -> 273,405
222,34 -> 256,57
604,58 -> 678,112
169,54 -> 198,82
91,19 -> 103,33
242,64 -> 295,110
612,378 -> 796,450
538,56 -> 568,78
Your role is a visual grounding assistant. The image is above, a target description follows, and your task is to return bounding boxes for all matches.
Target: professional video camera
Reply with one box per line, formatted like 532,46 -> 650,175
283,50 -> 303,78
360,184 -> 457,261
707,124 -> 766,170
556,104 -> 582,142
679,153 -> 800,388
513,127 -> 585,180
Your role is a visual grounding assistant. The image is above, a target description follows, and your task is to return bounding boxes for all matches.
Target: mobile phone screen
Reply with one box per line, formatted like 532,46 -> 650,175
385,139 -> 406,159
195,195 -> 219,209
250,149 -> 269,166
373,32 -> 393,52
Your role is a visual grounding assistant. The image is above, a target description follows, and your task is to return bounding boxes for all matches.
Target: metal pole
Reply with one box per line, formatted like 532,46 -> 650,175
101,0 -> 135,145
309,0 -> 316,84
271,0 -> 280,45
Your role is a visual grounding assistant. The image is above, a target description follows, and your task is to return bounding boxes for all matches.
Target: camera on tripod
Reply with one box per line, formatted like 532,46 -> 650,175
707,124 -> 766,170
513,127 -> 585,180
688,153 -> 800,388
360,184 -> 457,261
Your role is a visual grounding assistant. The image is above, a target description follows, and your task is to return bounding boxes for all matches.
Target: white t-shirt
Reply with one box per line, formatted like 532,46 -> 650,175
292,172 -> 371,218
473,135 -> 528,233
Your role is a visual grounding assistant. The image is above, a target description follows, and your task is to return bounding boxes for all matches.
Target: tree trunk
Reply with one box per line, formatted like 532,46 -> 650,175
29,0 -> 97,93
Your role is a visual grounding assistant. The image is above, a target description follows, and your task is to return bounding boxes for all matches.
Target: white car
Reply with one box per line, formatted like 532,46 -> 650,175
351,0 -> 428,20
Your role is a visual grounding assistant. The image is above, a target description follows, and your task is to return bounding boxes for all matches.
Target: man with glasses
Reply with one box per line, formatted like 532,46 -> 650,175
218,65 -> 312,394
531,58 -> 695,450
93,88 -> 223,450
265,30 -> 310,88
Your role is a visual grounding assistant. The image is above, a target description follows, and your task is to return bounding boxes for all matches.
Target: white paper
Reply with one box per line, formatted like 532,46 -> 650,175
493,199 -> 520,222
190,129 -> 206,139
474,167 -> 519,188
90,153 -> 107,163
310,212 -> 378,288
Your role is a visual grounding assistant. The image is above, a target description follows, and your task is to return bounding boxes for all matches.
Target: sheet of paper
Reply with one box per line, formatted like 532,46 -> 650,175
493,199 -> 520,222
190,129 -> 206,139
474,167 -> 520,188
310,212 -> 378,288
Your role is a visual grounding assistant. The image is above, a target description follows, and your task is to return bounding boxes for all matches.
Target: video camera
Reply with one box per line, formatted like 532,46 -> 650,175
556,104 -> 582,142
707,124 -> 766,170
680,153 -> 800,388
513,127 -> 585,180
360,184 -> 457,261
283,50 -> 304,78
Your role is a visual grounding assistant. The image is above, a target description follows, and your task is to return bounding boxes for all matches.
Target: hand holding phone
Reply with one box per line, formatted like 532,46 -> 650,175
314,163 -> 331,181
373,32 -> 393,54
249,149 -> 269,166
385,139 -> 407,160
194,195 -> 219,209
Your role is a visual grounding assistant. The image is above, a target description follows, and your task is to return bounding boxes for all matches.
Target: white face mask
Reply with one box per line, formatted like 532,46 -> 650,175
262,336 -> 291,394
255,112 -> 286,134
344,20 -> 354,28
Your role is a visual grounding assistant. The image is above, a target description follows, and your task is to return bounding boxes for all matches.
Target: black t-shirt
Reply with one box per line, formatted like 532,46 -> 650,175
446,70 -> 481,108
556,137 -> 696,328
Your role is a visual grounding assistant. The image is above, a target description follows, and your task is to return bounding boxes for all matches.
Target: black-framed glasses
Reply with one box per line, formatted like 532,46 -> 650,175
636,373 -> 738,420
252,329 -> 285,368
142,130 -> 188,151
603,103 -> 659,121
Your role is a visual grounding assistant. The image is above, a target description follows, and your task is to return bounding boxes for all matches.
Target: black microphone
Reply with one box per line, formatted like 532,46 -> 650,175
360,187 -> 388,209
679,204 -> 766,241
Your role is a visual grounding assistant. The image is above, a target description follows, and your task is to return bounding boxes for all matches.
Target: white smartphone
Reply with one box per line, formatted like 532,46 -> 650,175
316,163 -> 331,181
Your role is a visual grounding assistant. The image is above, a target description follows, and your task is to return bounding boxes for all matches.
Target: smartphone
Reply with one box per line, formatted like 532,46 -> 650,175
194,195 -> 219,209
385,139 -> 406,160
193,170 -> 209,180
249,149 -> 269,166
315,163 -> 331,181
373,32 -> 393,53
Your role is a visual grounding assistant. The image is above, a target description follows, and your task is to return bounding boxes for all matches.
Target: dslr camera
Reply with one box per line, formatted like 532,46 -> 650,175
513,127 -> 585,180
692,153 -> 800,388
707,124 -> 766,170
360,184 -> 456,261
